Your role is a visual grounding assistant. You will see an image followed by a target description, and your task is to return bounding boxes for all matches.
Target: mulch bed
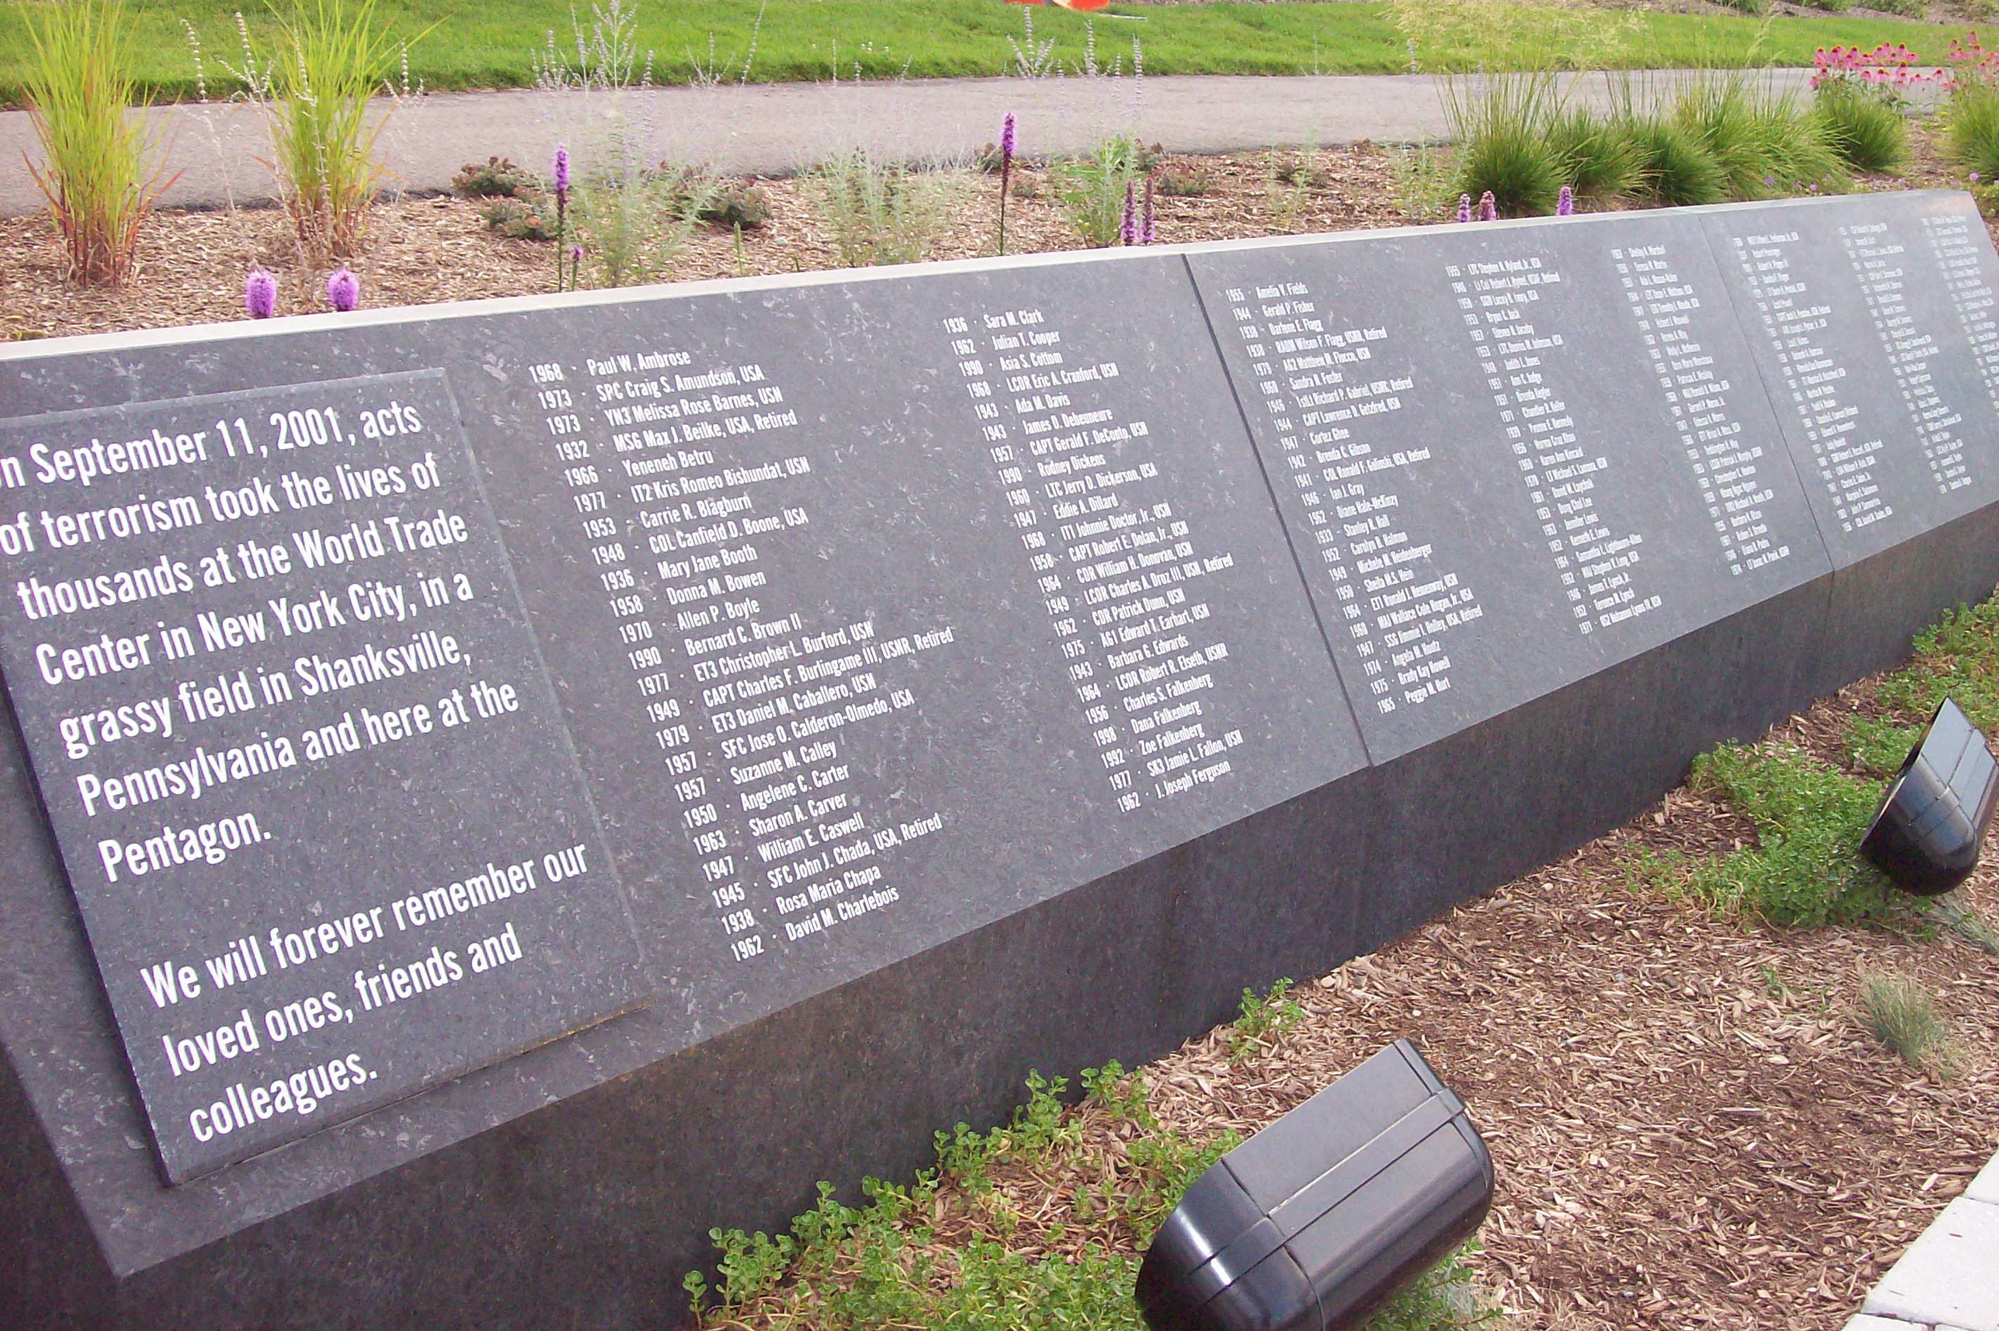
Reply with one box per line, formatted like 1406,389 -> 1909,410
7,131 -> 1998,1331
2,146 -> 1404,338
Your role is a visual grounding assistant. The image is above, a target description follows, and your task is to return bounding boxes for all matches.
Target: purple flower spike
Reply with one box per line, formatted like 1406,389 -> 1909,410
570,243 -> 582,264
1477,190 -> 1497,222
326,268 -> 360,313
1001,112 -> 1016,165
1456,193 -> 1472,224
244,268 -> 277,319
1974,171 -> 1984,183
1120,180 -> 1137,247
553,144 -> 570,199
1557,184 -> 1573,217
1141,174 -> 1156,245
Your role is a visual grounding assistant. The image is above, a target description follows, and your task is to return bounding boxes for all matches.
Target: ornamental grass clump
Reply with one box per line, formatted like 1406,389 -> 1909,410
1673,73 -> 1847,202
237,0 -> 422,260
1858,971 -> 1956,1077
1943,35 -> 1999,197
1621,112 -> 1727,207
1444,73 -> 1562,218
1811,44 -> 1922,175
20,0 -> 172,286
1543,103 -> 1642,203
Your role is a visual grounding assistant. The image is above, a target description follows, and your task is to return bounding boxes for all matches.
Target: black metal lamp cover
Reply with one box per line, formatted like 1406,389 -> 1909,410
1135,1039 -> 1493,1331
1860,697 -> 1999,896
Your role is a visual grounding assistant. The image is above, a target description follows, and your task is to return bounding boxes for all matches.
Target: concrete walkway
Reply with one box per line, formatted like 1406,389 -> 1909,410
0,67 -> 1880,217
1846,1152 -> 1999,1331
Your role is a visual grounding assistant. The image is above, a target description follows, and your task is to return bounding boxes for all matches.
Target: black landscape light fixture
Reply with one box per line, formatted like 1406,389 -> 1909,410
1135,1039 -> 1493,1331
1860,697 -> 1999,895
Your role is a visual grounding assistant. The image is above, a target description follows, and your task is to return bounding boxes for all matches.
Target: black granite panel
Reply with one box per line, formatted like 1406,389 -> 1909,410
457,254 -> 1365,1035
4,195 -> 1999,1329
1699,191 -> 1999,566
1186,207 -> 1829,761
1356,575 -> 1832,952
2,693 -> 1371,1330
0,251 -> 1358,1263
0,373 -> 648,1181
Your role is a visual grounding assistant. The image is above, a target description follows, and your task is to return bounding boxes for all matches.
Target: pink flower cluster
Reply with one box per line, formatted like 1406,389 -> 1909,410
1810,42 -> 1937,94
1946,31 -> 1999,85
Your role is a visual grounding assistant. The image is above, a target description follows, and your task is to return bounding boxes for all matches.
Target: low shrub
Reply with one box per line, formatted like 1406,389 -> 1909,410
452,156 -> 535,199
476,192 -> 558,240
1155,165 -> 1211,197
699,182 -> 775,230
813,150 -> 961,267
1389,143 -> 1456,221
569,156 -> 711,287
1683,742 -> 1897,927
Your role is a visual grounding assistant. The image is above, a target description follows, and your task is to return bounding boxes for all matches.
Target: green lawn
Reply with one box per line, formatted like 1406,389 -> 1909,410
0,0 -> 1970,106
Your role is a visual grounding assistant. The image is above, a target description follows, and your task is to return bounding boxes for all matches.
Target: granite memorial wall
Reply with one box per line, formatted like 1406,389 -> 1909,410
3,190 -> 1998,1328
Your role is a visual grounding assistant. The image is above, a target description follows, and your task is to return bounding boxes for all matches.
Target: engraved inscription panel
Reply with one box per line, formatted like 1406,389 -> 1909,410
0,372 -> 647,1182
1700,192 -> 1999,565
451,255 -> 1365,1028
1188,210 -> 1830,759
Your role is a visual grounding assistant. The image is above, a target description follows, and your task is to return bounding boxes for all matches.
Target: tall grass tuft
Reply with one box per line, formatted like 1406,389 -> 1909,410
1858,971 -> 1955,1076
1674,72 -> 1846,201
1622,113 -> 1727,206
1944,78 -> 1999,187
1544,103 -> 1642,202
812,151 -> 961,267
242,0 -> 416,259
20,0 -> 171,286
1814,81 -> 1910,175
1057,136 -> 1147,246
1444,73 -> 1563,217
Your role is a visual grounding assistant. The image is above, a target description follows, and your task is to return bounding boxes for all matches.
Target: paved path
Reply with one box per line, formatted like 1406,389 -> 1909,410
1846,1152 -> 1999,1331
0,67 -> 1884,217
